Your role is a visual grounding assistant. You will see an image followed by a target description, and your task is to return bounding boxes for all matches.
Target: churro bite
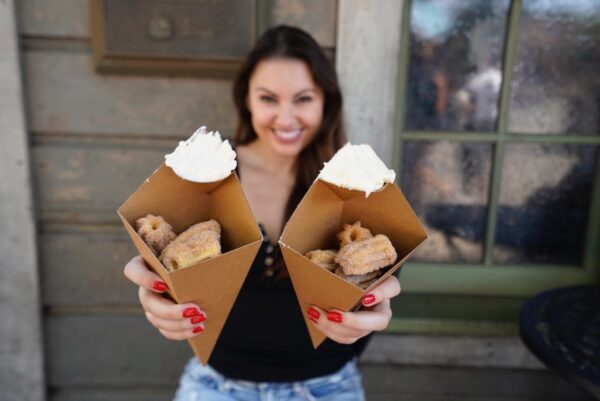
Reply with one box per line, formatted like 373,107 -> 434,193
335,234 -> 397,275
305,249 -> 338,272
136,214 -> 176,255
304,221 -> 397,289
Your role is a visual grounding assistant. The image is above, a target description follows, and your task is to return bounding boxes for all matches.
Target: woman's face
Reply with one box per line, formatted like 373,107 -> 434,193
247,58 -> 325,158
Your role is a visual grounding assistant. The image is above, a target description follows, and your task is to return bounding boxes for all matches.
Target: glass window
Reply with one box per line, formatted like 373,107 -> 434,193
508,0 -> 600,134
402,141 -> 492,263
405,0 -> 510,132
494,144 -> 598,265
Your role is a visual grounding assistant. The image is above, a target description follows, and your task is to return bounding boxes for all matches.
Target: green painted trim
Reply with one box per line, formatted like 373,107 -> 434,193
584,151 -> 600,275
483,0 -> 522,267
392,0 -> 414,181
399,262 -> 596,296
386,318 -> 518,336
256,0 -> 270,35
402,131 -> 600,144
390,293 -> 524,321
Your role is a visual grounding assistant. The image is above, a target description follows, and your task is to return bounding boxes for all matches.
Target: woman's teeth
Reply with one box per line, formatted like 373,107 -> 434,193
274,130 -> 302,140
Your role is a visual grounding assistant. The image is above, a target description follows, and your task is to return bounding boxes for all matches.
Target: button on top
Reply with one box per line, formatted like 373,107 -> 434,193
265,244 -> 274,254
264,256 -> 274,266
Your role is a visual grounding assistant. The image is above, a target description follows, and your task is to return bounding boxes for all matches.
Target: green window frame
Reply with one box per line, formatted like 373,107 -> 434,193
389,0 -> 600,333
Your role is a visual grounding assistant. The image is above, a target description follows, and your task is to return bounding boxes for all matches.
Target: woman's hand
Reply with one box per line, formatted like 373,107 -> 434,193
306,275 -> 401,345
123,255 -> 206,340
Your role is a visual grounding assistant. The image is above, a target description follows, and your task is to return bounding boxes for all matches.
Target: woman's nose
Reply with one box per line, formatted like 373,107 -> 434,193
275,103 -> 296,127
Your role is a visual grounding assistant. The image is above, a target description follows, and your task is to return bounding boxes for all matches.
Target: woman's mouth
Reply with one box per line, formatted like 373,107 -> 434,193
273,129 -> 303,144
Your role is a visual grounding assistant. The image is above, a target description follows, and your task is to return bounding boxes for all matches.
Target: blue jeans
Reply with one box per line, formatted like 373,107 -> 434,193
173,357 -> 366,401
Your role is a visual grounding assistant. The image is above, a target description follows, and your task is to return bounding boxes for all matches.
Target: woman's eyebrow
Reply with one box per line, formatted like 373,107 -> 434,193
294,88 -> 318,96
255,87 -> 276,95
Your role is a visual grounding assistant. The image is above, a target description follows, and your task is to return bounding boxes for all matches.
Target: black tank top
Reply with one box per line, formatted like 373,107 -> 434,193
208,159 -> 371,382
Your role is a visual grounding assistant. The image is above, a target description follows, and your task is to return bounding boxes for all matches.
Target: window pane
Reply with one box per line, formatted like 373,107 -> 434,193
494,144 -> 598,265
401,141 -> 492,263
405,0 -> 510,132
508,0 -> 600,134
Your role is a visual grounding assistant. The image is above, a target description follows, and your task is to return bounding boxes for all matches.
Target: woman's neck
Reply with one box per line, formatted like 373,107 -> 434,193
242,140 -> 297,177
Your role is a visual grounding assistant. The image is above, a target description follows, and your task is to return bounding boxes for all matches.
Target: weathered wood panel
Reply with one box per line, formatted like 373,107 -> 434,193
270,0 -> 337,48
40,227 -> 139,307
19,0 -> 89,38
45,314 -> 192,386
0,1 -> 45,401
362,333 -> 542,369
50,388 -> 175,401
336,0 -> 404,164
33,140 -> 171,224
361,364 -> 594,401
24,51 -> 236,136
19,0 -> 337,48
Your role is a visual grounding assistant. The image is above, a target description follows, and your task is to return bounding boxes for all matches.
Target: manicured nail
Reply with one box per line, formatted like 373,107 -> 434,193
192,326 -> 204,334
309,317 -> 319,324
307,307 -> 320,320
362,294 -> 376,305
152,281 -> 167,292
190,314 -> 206,324
182,307 -> 201,318
327,311 -> 343,323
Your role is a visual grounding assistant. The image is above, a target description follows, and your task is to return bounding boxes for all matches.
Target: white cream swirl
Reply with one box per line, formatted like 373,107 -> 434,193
318,143 -> 396,197
165,126 -> 237,183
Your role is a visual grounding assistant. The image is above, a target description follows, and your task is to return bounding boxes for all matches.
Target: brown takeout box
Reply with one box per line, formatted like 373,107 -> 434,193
118,164 -> 262,364
279,179 -> 428,348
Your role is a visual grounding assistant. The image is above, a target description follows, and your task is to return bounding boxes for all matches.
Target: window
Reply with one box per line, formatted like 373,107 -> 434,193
394,0 -> 600,303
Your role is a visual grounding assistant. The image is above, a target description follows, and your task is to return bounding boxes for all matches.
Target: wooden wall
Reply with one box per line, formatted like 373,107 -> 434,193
14,0 -> 594,400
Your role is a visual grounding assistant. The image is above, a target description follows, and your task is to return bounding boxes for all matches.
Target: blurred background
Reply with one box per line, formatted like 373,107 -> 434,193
1,0 -> 599,400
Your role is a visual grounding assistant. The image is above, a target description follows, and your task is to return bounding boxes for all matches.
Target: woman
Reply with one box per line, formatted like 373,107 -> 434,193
124,25 -> 401,400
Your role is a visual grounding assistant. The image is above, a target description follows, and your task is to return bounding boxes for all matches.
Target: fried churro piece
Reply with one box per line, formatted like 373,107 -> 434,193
337,221 -> 373,248
335,234 -> 397,275
334,266 -> 382,286
160,229 -> 221,271
159,219 -> 222,271
305,249 -> 338,271
136,214 -> 176,255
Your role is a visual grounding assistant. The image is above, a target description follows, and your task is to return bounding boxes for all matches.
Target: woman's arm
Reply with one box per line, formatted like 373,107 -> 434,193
123,255 -> 207,340
306,276 -> 401,344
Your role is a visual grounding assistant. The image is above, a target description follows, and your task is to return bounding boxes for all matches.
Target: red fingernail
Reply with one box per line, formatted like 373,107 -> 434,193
327,311 -> 343,323
190,314 -> 206,324
309,317 -> 319,324
152,281 -> 167,292
183,307 -> 200,318
192,326 -> 204,334
362,294 -> 376,305
307,307 -> 320,320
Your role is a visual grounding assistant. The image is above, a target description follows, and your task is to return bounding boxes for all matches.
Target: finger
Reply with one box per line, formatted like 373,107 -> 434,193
307,305 -> 369,341
360,276 -> 401,307
139,287 -> 206,321
145,311 -> 206,332
340,299 -> 393,332
158,326 -> 205,341
124,255 -> 169,293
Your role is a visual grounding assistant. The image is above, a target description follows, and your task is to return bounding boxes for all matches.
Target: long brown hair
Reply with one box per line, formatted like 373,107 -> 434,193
233,25 -> 346,221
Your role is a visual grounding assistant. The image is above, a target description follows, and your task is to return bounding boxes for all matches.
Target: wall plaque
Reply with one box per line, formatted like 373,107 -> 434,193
90,0 -> 265,78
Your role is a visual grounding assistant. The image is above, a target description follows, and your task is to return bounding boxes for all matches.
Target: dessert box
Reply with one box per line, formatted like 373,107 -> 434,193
117,163 -> 262,364
279,178 -> 428,348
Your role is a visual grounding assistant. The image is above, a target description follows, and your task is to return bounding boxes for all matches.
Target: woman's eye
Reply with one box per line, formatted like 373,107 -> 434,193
296,96 -> 313,103
260,95 -> 276,103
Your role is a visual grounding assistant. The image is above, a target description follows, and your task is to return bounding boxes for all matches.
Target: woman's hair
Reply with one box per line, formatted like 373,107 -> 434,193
233,25 -> 346,221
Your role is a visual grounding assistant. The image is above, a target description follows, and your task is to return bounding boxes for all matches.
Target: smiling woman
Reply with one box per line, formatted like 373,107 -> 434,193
123,25 -> 402,401
247,58 -> 324,156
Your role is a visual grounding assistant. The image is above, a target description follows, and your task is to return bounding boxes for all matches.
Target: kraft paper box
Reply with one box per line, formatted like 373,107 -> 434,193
279,179 -> 428,348
118,164 -> 262,364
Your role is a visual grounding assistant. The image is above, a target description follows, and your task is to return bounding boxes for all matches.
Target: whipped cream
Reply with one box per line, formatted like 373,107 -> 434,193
165,126 -> 237,183
318,143 -> 396,197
